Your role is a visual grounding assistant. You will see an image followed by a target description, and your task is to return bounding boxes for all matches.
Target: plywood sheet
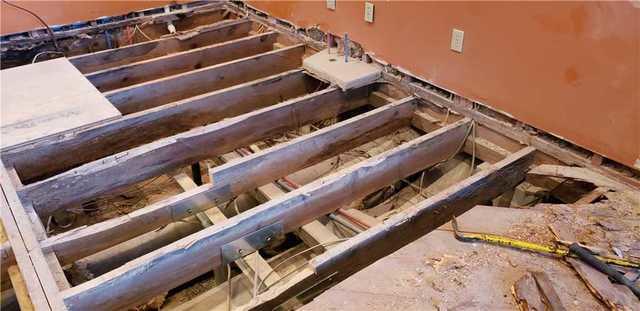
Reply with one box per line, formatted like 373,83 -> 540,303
1,58 -> 121,150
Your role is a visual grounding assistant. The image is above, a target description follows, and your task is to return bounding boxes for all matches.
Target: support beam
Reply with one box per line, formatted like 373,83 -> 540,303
243,147 -> 535,310
22,86 -> 371,216
60,118 -> 470,311
39,96 -> 415,264
87,32 -> 279,92
105,44 -> 306,114
6,70 -> 314,184
0,166 -> 66,310
69,19 -> 253,73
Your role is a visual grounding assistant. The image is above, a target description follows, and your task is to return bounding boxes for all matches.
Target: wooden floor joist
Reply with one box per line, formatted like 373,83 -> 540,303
87,31 -> 280,92
21,85 -> 372,216
68,18 -> 253,73
59,119 -> 470,310
3,6 -> 637,311
242,147 -> 536,310
39,97 -> 415,265
105,44 -> 306,114
5,70 -> 317,184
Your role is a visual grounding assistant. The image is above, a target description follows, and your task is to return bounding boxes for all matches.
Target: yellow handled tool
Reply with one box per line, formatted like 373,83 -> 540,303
451,218 -> 640,269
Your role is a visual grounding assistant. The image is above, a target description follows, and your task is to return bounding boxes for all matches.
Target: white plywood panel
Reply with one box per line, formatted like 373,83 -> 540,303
1,58 -> 121,150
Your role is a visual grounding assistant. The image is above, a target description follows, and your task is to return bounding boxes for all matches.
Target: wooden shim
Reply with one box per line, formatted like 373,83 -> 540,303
39,96 -> 414,265
312,147 -> 535,279
0,166 -> 66,310
105,44 -> 306,114
528,164 -> 631,191
61,118 -> 469,310
7,70 -> 312,184
23,85 -> 371,217
69,18 -> 253,73
87,32 -> 279,92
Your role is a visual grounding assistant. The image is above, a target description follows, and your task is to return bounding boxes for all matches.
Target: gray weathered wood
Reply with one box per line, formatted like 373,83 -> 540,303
87,32 -> 279,92
21,86 -> 370,217
39,96 -> 414,264
6,70 -> 313,184
241,146 -> 535,310
0,164 -> 67,310
60,118 -> 470,311
105,44 -> 306,114
69,19 -> 253,73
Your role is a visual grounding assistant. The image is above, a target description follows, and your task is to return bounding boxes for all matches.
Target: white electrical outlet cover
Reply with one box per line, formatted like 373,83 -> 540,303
327,0 -> 336,10
451,29 -> 464,53
364,2 -> 374,23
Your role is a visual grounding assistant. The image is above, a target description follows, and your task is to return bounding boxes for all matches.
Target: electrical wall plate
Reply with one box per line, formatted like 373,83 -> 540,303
451,28 -> 464,53
327,0 -> 336,10
364,2 -> 374,23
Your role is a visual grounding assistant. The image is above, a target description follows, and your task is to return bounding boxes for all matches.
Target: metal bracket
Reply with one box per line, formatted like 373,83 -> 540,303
221,222 -> 284,264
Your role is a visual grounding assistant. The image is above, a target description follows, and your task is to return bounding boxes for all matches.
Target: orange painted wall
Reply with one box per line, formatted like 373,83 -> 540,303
1,1 -> 178,35
250,1 -> 640,169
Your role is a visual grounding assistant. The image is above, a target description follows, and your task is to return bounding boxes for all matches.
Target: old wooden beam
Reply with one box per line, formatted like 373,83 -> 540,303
60,118 -> 469,310
87,32 -> 279,92
22,86 -> 371,216
0,165 -> 66,310
243,147 -> 535,310
105,44 -> 306,114
69,18 -> 253,73
5,70 -> 314,184
38,96 -> 414,264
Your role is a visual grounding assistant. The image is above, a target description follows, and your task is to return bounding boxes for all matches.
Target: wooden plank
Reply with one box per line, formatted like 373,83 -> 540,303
531,271 -> 567,311
22,85 -> 371,217
245,147 -> 535,310
69,19 -> 253,73
105,44 -> 306,114
512,273 -> 546,311
60,118 -> 470,310
87,32 -> 279,92
7,266 -> 34,311
528,164 -> 632,191
6,70 -> 313,184
38,94 -> 409,263
0,165 -> 66,310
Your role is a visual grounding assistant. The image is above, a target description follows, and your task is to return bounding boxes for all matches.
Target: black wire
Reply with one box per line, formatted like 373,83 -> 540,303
2,0 -> 63,53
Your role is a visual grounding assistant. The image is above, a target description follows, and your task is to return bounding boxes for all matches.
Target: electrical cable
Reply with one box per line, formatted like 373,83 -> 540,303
256,238 -> 350,295
2,0 -> 62,53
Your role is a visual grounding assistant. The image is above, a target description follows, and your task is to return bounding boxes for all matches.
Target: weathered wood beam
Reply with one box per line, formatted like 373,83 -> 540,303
0,166 -> 66,310
39,96 -> 415,264
105,44 -> 306,114
243,146 -> 535,310
399,77 -> 640,190
60,118 -> 469,311
6,69 -> 314,184
69,19 -> 253,73
411,111 -> 511,164
22,86 -> 369,216
87,32 -> 279,92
